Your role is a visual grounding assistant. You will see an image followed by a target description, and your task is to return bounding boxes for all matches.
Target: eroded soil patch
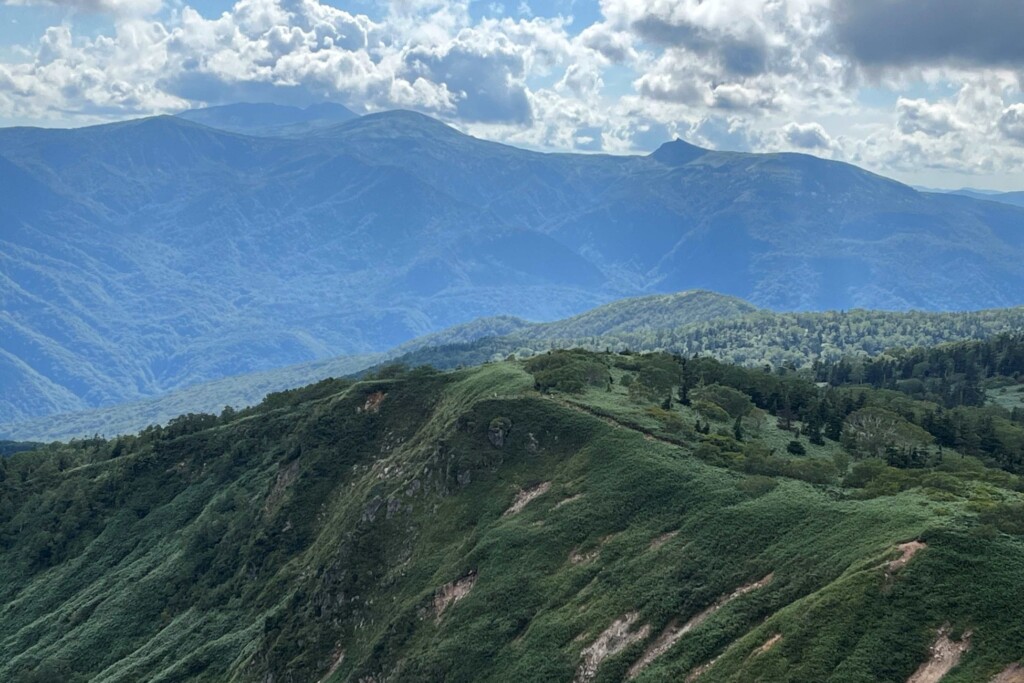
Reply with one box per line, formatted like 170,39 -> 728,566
649,530 -> 679,550
887,540 -> 927,574
992,664 -> 1024,682
555,493 -> 583,509
907,626 -> 972,683
753,633 -> 783,656
503,481 -> 551,516
432,572 -> 477,622
575,612 -> 650,683
627,574 -> 773,679
685,656 -> 720,682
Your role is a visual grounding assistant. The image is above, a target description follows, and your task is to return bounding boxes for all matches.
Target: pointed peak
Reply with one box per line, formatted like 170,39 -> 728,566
650,138 -> 709,166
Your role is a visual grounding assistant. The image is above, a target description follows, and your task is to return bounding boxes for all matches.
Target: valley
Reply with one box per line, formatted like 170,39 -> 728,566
4,110 -> 1024,428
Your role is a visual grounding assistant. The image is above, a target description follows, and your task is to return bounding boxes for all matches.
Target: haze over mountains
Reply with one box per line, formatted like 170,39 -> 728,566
176,102 -> 358,137
2,105 -> 1024,427
944,189 -> 1024,209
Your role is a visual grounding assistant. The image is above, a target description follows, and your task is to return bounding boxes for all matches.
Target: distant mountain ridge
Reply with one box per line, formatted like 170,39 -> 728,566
2,107 -> 1024,425
949,189 -> 1024,209
917,186 -> 1024,209
7,290 -> 1024,442
176,101 -> 358,136
0,290 -> 750,441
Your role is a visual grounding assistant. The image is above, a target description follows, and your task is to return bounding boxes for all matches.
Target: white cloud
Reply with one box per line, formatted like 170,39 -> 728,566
0,0 -> 1022,187
896,97 -> 964,137
783,121 -> 836,150
1000,104 -> 1024,144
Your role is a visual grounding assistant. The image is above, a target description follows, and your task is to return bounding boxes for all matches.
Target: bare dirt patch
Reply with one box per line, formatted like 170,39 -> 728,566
555,493 -> 583,509
992,664 -> 1024,682
575,612 -> 651,683
503,481 -> 552,516
753,633 -> 783,656
432,572 -> 477,622
359,390 -> 386,414
906,626 -> 972,683
685,656 -> 720,682
570,548 -> 599,565
627,574 -> 773,679
649,530 -> 679,551
887,540 -> 927,574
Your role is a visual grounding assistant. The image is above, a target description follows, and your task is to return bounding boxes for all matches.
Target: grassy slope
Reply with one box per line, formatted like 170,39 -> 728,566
0,352 -> 383,443
1,361 -> 1023,682
0,290 -> 748,442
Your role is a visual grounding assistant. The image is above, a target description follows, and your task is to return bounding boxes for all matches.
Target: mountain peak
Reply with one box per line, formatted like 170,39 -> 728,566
650,138 -> 710,166
175,102 -> 357,136
339,109 -> 462,133
316,109 -> 473,144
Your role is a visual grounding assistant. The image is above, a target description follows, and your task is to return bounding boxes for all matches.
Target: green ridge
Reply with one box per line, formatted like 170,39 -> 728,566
2,351 -> 1024,681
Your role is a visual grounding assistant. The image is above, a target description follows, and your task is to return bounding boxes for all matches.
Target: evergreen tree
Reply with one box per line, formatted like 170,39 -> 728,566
733,416 -> 744,442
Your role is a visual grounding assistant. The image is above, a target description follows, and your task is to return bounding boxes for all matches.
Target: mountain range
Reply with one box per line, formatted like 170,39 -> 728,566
944,189 -> 1024,209
5,290 -> 1024,442
175,102 -> 358,137
2,106 -> 1024,428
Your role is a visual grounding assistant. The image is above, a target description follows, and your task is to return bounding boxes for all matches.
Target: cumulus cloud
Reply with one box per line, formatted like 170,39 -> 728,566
1000,104 -> 1024,143
402,30 -> 532,123
784,121 -> 835,150
831,0 -> 1024,69
897,98 -> 965,137
0,0 -> 1023,186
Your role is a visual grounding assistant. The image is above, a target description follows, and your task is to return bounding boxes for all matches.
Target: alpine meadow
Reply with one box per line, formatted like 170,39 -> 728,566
2,1 -> 1024,682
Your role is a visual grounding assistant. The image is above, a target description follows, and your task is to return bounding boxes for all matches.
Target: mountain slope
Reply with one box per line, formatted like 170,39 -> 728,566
3,354 -> 1024,681
947,189 -> 1024,209
0,290 -> 750,441
8,291 -> 1024,442
176,102 -> 358,136
386,302 -> 1024,375
3,110 -> 1024,425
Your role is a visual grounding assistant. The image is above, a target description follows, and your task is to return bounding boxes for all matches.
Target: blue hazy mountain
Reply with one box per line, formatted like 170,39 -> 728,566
2,109 -> 1023,424
948,188 -> 1024,209
176,101 -> 358,136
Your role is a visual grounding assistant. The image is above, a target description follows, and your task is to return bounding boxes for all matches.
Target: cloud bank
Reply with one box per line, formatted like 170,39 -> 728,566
0,0 -> 1021,188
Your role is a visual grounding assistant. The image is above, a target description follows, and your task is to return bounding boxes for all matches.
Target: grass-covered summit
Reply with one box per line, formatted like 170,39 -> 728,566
4,344 -> 1024,681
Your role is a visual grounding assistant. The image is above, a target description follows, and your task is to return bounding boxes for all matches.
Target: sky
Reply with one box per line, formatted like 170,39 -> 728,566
0,0 -> 1022,191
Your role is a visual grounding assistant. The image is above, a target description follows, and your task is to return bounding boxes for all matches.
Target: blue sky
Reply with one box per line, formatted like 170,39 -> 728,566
0,0 -> 1022,190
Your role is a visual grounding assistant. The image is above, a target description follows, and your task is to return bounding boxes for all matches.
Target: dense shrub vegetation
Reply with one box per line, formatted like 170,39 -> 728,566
3,342 -> 1024,681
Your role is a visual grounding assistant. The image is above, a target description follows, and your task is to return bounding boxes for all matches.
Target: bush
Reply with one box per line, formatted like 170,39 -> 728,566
691,383 -> 755,419
786,440 -> 807,456
693,399 -> 731,424
525,351 -> 609,394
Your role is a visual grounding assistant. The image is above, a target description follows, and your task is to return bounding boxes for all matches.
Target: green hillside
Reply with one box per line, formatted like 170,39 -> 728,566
0,352 -> 384,443
0,291 -> 750,442
389,304 -> 1024,372
4,346 -> 1024,681
6,291 -> 1024,444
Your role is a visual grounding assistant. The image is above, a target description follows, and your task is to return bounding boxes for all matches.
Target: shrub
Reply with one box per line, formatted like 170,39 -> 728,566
525,351 -> 609,394
691,383 -> 755,419
693,399 -> 730,423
